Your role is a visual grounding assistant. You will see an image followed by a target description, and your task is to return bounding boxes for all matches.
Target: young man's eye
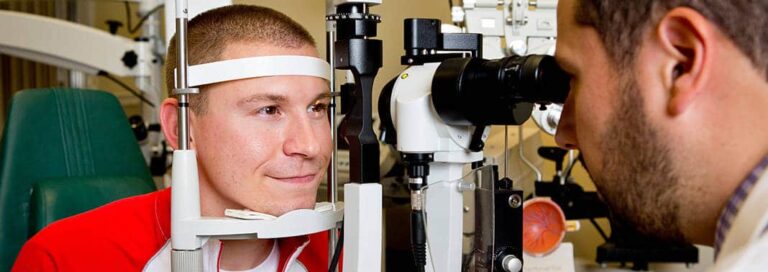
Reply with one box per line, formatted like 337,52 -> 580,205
257,106 -> 280,115
308,102 -> 329,116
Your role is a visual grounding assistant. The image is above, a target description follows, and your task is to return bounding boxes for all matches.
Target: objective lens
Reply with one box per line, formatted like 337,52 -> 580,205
431,55 -> 570,126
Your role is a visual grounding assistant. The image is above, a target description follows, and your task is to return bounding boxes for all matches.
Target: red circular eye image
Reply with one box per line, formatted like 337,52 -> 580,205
522,198 -> 566,256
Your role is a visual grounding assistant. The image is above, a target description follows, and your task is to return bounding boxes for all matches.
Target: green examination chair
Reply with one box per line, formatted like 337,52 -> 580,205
0,88 -> 156,271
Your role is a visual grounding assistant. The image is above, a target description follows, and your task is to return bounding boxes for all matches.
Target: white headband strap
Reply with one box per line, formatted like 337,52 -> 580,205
182,55 -> 331,87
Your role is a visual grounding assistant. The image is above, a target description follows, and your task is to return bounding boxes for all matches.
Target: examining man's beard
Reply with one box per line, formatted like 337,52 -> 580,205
591,75 -> 686,243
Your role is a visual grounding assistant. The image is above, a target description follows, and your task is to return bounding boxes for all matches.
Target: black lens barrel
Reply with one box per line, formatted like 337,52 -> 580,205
431,54 -> 569,126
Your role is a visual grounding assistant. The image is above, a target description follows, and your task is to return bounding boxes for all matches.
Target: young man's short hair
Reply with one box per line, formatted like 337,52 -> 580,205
164,5 -> 316,114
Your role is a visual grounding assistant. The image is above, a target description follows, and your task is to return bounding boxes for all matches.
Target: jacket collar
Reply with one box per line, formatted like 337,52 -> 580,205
717,157 -> 768,260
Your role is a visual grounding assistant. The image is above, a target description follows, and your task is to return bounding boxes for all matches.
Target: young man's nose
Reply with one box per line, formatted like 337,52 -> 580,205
283,117 -> 322,158
555,95 -> 579,150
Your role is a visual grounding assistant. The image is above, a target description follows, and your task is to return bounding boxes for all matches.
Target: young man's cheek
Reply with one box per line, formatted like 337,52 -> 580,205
312,121 -> 332,142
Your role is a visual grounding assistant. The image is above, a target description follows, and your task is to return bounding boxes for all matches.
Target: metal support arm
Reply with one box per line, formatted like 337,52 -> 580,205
0,10 -> 150,77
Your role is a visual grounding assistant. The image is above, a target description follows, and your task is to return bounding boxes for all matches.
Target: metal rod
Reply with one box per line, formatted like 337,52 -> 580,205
325,1 -> 339,268
565,150 -> 575,172
563,150 -> 579,180
175,17 -> 190,150
328,32 -> 338,209
519,125 -> 543,182
327,32 -> 339,272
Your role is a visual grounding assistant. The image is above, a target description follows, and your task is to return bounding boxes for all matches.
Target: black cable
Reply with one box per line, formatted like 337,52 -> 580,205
411,210 -> 427,271
124,2 -> 165,34
98,71 -> 156,108
328,223 -> 344,272
589,217 -> 609,241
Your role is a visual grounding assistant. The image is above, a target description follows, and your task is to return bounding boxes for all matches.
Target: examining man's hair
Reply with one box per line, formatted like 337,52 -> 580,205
575,0 -> 768,79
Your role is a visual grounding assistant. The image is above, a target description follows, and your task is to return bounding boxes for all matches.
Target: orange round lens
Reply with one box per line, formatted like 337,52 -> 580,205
522,198 -> 566,256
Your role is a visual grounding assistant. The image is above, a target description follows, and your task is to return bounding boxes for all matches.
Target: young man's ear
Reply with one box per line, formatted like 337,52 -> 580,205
160,98 -> 180,150
160,98 -> 198,150
655,7 -> 714,116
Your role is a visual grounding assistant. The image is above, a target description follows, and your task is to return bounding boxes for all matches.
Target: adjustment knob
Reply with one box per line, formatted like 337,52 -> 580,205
501,255 -> 523,272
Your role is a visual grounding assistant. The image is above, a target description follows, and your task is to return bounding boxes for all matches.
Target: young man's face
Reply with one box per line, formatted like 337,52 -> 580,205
190,42 -> 331,216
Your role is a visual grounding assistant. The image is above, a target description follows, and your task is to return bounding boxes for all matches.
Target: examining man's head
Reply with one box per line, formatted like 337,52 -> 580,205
160,5 -> 331,217
555,0 -> 768,245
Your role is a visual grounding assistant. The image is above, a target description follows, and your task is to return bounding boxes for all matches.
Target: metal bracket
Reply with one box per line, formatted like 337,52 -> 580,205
172,87 -> 199,95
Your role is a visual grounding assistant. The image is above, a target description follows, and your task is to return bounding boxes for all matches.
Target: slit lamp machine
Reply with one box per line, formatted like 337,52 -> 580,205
0,0 -> 572,270
169,0 -> 569,271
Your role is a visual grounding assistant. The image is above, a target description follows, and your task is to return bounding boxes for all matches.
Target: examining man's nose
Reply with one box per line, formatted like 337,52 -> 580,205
554,95 -> 578,150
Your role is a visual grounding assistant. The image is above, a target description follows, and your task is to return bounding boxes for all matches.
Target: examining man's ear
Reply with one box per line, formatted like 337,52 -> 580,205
655,7 -> 713,116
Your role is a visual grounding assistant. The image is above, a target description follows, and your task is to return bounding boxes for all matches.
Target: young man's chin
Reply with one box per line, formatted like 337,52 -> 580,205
264,197 -> 318,217
249,177 -> 322,215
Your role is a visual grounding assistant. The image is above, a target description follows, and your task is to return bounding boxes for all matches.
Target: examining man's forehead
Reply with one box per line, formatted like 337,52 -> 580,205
554,0 -> 577,69
554,36 -> 578,74
555,0 -> 606,74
